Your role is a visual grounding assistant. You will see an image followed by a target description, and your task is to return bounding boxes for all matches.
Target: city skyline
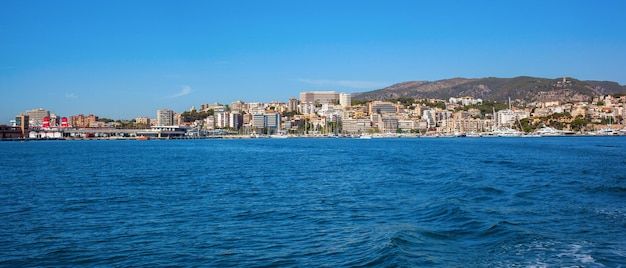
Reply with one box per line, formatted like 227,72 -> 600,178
2,0 -> 626,123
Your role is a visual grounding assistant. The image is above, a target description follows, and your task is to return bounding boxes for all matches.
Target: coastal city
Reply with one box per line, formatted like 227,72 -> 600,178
2,90 -> 626,141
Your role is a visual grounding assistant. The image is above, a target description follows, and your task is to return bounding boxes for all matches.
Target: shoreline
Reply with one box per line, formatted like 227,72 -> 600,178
3,133 -> 626,142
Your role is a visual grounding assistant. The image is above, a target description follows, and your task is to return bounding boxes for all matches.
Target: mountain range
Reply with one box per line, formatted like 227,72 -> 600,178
352,76 -> 626,103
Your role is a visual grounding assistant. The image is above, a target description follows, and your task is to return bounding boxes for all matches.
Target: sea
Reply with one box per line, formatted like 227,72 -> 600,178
1,137 -> 625,267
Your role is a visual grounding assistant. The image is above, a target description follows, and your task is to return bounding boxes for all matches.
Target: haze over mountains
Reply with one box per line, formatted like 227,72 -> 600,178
352,76 -> 626,104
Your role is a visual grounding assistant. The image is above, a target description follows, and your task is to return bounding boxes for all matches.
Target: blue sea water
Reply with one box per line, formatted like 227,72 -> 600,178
1,137 -> 625,267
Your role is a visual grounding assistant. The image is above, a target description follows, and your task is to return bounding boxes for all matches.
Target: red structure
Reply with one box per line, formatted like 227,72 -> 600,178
61,117 -> 68,128
42,117 -> 50,128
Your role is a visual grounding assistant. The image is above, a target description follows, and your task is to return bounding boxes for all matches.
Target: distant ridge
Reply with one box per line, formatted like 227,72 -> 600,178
352,76 -> 626,103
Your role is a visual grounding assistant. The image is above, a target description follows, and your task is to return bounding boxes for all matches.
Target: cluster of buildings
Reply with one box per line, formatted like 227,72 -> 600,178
4,90 -> 626,139
134,91 -> 626,136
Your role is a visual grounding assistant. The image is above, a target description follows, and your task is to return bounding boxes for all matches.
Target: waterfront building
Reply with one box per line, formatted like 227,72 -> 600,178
139,125 -> 189,138
70,114 -> 99,128
0,124 -> 23,139
215,112 -> 230,128
368,101 -> 398,115
495,109 -> 529,127
250,113 -> 281,133
342,118 -> 372,134
415,119 -> 429,131
370,114 -> 381,129
422,109 -> 436,128
379,117 -> 399,133
398,120 -> 416,132
15,115 -> 29,137
300,91 -> 340,104
229,112 -> 243,130
156,109 -> 175,126
252,114 -> 265,129
339,93 -> 351,107
265,113 -> 281,132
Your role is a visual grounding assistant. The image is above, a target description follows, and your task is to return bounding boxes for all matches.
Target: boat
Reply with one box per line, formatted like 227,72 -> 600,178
534,125 -> 563,136
136,136 -> 149,140
491,127 -> 523,137
466,132 -> 481,138
586,127 -> 618,136
597,127 -> 619,135
358,134 -> 373,139
269,134 -> 289,139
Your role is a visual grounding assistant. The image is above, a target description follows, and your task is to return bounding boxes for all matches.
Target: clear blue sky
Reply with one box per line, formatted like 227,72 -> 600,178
1,0 -> 625,122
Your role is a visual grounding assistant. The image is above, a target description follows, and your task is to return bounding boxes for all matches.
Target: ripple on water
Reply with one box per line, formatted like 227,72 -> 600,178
1,138 -> 626,266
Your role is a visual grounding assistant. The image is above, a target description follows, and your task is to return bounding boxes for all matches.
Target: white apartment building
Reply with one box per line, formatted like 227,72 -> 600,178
157,109 -> 175,126
339,93 -> 351,107
495,109 -> 529,127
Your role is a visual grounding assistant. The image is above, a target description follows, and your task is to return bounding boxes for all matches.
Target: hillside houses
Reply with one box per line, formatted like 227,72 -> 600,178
185,93 -> 625,135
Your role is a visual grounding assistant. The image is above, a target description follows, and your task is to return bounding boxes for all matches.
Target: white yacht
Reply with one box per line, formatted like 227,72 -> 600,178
535,126 -> 562,136
491,127 -> 523,137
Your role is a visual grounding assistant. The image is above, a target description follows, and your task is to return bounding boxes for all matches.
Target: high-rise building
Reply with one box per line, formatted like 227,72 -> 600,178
265,113 -> 280,131
252,114 -> 265,129
157,109 -> 175,126
339,93 -> 351,107
215,112 -> 230,128
229,113 -> 244,130
22,108 -> 50,126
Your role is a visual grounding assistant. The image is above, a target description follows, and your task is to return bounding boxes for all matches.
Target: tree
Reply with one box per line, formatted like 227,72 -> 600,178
570,117 -> 587,131
282,110 -> 299,117
180,110 -> 212,122
98,118 -> 115,123
519,118 -> 533,132
351,99 -> 369,106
